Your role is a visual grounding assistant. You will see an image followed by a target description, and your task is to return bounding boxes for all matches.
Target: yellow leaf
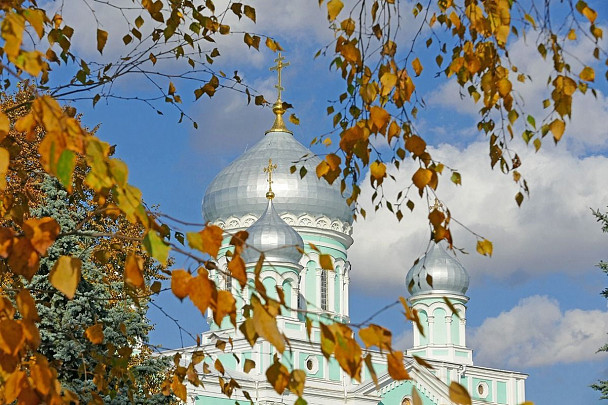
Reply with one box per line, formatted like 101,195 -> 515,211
380,72 -> 397,96
143,231 -> 170,265
327,0 -> 344,21
412,168 -> 432,190
496,78 -> 512,97
171,375 -> 187,402
579,66 -> 595,82
412,57 -> 423,76
2,13 -> 25,59
369,106 -> 390,131
370,161 -> 386,186
7,238 -> 39,280
449,381 -> 472,404
0,147 -> 9,190
168,81 -> 176,95
97,29 -> 108,54
341,18 -> 356,36
85,323 -> 104,344
49,256 -> 82,299
252,296 -> 285,353
125,252 -> 144,288
387,350 -> 410,380
0,112 -> 10,141
319,254 -> 334,270
567,29 -> 577,40
359,324 -> 392,351
289,113 -> 300,125
24,9 -> 45,39
244,5 -> 256,22
549,119 -> 565,143
476,239 -> 493,257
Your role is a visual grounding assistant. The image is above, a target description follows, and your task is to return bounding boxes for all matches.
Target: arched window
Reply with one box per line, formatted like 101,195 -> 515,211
321,270 -> 328,311
401,397 -> 412,405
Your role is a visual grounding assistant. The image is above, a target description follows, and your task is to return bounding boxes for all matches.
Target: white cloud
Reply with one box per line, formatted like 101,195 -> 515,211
469,295 -> 608,368
349,141 -> 608,294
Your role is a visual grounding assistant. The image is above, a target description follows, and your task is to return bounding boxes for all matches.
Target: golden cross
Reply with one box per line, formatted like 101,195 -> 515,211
430,198 -> 443,211
263,158 -> 278,199
269,52 -> 289,101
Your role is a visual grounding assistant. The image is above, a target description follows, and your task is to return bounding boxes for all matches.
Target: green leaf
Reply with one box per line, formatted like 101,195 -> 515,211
56,149 -> 76,192
143,231 -> 169,265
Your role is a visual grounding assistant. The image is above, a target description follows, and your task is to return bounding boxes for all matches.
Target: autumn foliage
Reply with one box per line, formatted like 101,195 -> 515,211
0,0 -> 604,404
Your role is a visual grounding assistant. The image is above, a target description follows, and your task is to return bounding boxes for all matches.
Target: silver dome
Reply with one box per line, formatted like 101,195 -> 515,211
405,243 -> 469,296
241,198 -> 304,265
202,131 -> 353,225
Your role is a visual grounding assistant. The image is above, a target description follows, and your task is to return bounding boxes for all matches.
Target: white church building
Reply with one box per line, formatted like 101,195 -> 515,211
170,55 -> 528,405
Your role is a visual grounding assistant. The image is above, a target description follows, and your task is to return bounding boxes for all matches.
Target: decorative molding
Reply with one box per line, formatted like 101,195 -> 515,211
214,213 -> 353,236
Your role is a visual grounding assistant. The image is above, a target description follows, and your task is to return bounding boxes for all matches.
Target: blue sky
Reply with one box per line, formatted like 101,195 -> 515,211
44,1 -> 608,403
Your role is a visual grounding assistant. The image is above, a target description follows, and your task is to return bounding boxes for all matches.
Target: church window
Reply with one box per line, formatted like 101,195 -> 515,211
476,382 -> 489,399
226,275 -> 232,292
401,397 -> 412,405
321,270 -> 328,311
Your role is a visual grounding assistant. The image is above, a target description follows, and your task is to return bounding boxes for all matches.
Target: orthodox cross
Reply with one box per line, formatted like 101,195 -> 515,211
264,158 -> 278,199
269,52 -> 289,101
430,198 -> 443,211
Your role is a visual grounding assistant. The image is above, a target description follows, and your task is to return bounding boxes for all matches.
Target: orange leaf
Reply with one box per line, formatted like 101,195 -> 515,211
8,238 -> 40,280
49,256 -> 82,299
370,161 -> 386,186
22,217 -> 60,255
189,225 -> 223,258
387,350 -> 410,380
188,268 -> 215,314
0,319 -> 25,356
4,369 -> 26,403
213,290 -> 236,327
412,168 -> 432,190
319,254 -> 334,270
171,270 -> 192,300
266,358 -> 290,394
85,323 -> 104,344
449,381 -> 472,404
405,135 -> 426,156
0,228 -> 14,258
124,252 -> 144,288
228,254 -> 247,288
412,57 -> 423,76
16,289 -> 39,322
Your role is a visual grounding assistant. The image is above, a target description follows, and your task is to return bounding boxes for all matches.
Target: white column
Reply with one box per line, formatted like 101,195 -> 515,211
460,317 -> 467,346
428,316 -> 435,345
445,314 -> 452,344
343,273 -> 350,317
328,272 -> 335,314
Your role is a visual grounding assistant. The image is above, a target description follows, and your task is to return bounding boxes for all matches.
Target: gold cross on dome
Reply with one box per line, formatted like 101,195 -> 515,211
269,52 -> 289,101
430,198 -> 443,211
263,158 -> 278,199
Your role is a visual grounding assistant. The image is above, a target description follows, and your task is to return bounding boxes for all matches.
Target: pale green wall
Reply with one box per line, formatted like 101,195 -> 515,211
497,381 -> 507,404
378,380 -> 436,405
419,311 -> 428,345
433,307 -> 447,344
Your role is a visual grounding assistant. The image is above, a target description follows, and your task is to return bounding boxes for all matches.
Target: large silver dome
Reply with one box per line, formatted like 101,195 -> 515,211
202,131 -> 353,224
241,199 -> 304,264
405,243 -> 469,296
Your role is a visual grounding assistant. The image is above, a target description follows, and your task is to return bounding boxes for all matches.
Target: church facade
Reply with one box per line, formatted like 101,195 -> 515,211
170,55 -> 528,405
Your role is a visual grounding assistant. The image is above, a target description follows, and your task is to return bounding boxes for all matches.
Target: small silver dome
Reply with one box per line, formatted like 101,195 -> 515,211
241,198 -> 304,265
202,131 -> 353,225
405,243 -> 469,296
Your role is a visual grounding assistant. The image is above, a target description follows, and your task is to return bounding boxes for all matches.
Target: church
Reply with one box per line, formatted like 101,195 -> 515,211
171,55 -> 528,404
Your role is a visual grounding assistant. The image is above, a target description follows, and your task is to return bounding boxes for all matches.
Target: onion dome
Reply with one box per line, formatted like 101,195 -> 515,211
202,53 -> 353,227
405,243 -> 469,297
241,197 -> 304,265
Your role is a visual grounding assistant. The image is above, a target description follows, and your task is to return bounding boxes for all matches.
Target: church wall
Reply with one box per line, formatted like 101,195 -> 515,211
377,381 -> 435,405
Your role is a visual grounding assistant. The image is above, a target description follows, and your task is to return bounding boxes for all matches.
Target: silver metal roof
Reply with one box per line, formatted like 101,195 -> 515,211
202,131 -> 354,224
405,243 -> 470,296
241,199 -> 304,265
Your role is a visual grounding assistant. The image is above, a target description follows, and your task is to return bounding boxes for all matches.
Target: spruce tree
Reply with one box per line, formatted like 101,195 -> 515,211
29,176 -> 171,404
